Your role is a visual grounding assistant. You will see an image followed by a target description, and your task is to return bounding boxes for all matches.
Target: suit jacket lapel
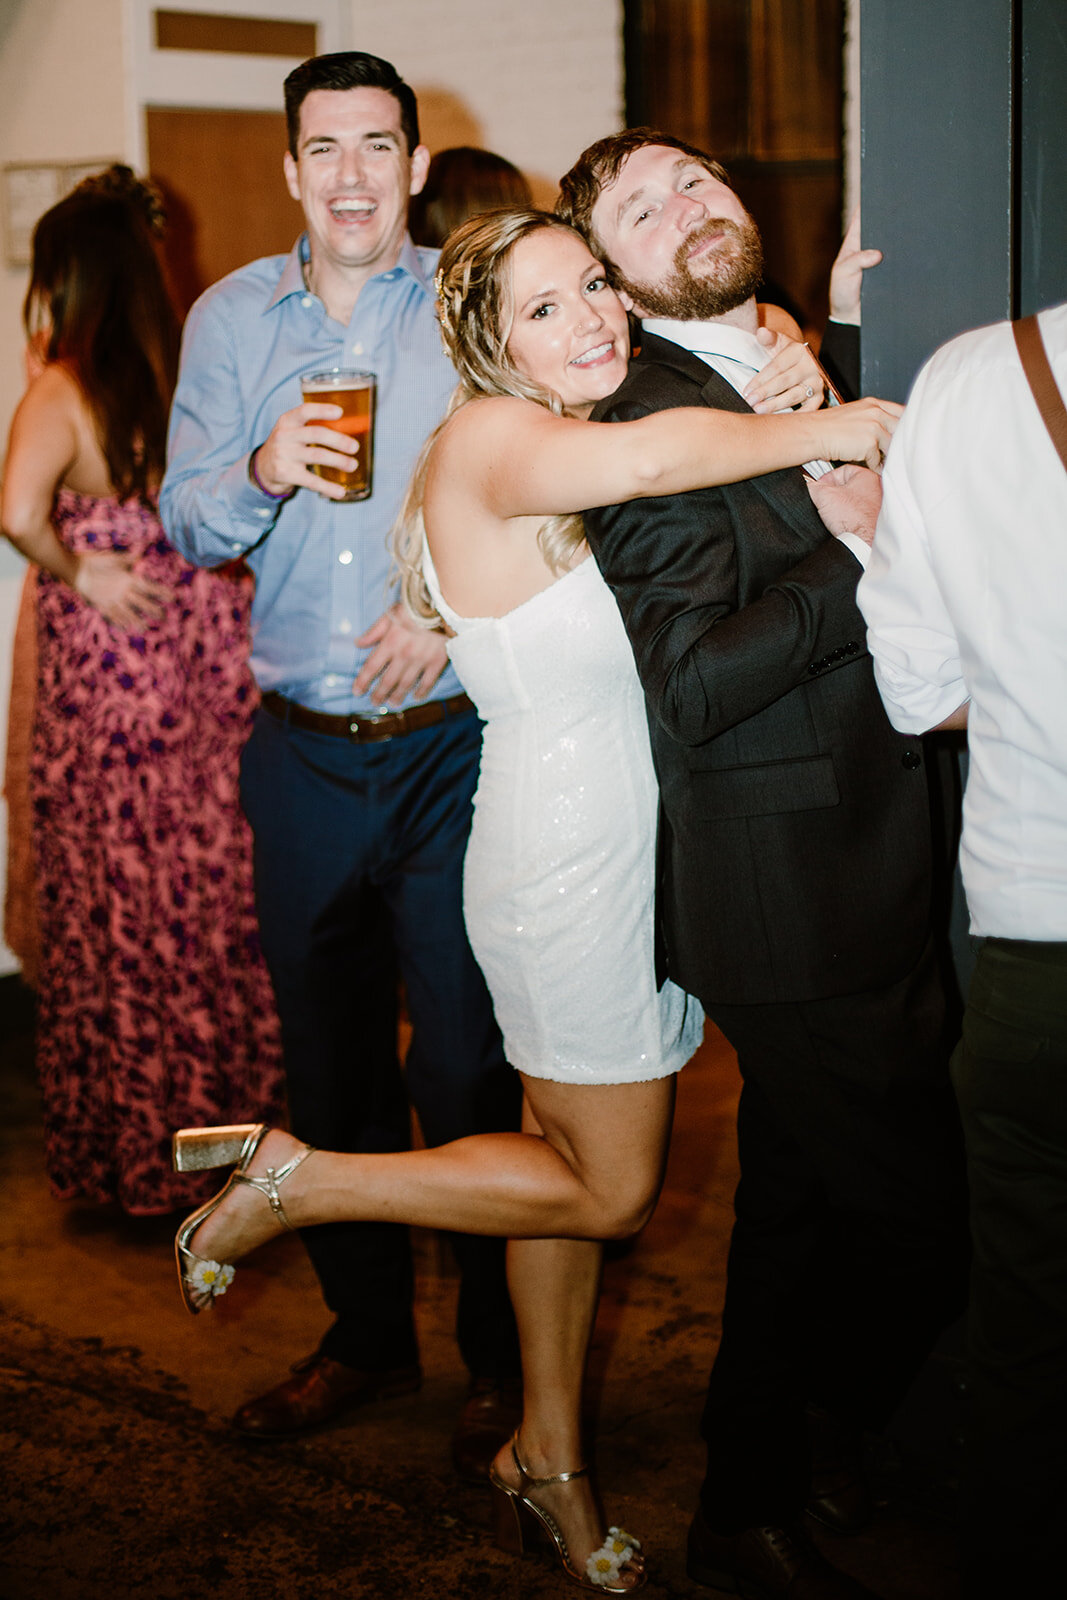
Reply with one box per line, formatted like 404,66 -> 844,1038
634,331 -> 827,542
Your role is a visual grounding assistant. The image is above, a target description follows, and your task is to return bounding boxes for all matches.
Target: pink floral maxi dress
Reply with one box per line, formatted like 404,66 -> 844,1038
30,489 -> 285,1214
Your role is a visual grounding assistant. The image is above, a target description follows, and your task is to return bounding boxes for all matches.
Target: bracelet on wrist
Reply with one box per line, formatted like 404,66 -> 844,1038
249,447 -> 293,501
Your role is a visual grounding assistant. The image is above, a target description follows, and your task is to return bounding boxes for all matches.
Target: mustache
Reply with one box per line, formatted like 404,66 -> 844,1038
674,217 -> 750,270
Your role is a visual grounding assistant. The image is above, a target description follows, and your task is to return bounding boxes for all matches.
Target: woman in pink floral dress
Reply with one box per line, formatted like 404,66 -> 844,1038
0,168 -> 283,1214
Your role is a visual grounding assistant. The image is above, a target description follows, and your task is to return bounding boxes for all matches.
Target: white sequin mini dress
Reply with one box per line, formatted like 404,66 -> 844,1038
423,547 -> 703,1084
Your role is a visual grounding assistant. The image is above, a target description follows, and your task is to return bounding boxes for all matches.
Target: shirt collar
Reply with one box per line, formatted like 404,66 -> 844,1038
265,235 -> 310,312
641,315 -> 767,370
265,232 -> 435,314
397,234 -> 437,296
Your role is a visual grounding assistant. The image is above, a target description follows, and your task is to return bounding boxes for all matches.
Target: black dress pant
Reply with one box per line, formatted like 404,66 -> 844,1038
951,939 -> 1067,1597
700,941 -> 969,1532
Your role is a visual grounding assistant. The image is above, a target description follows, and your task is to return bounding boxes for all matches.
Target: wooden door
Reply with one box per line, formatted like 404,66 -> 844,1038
146,107 -> 304,317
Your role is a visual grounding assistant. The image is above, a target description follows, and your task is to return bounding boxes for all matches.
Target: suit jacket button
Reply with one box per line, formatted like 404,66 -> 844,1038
808,662 -> 821,675
845,641 -> 859,654
901,749 -> 922,770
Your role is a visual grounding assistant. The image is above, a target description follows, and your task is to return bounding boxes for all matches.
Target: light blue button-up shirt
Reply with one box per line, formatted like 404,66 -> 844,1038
160,233 -> 462,713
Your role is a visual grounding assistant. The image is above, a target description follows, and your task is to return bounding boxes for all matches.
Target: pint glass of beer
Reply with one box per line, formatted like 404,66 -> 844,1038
301,368 -> 376,501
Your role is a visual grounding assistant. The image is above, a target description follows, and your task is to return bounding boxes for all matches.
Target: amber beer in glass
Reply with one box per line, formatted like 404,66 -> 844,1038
302,368 -> 376,501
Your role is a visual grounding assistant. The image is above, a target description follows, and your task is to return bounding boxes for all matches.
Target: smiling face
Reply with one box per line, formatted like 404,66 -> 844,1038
283,86 -> 429,290
590,144 -> 763,321
503,227 -> 630,416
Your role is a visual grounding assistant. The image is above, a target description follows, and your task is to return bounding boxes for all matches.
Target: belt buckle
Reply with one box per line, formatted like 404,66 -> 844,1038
348,708 -> 404,742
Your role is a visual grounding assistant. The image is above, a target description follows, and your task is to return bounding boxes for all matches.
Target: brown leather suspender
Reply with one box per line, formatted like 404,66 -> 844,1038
1012,313 -> 1067,473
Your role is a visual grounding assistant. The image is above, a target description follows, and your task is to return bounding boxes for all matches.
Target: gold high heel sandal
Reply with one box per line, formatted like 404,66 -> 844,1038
489,1432 -> 645,1592
171,1123 -> 314,1315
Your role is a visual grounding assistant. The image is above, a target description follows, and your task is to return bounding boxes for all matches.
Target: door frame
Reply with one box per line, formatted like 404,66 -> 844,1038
123,0 -> 349,169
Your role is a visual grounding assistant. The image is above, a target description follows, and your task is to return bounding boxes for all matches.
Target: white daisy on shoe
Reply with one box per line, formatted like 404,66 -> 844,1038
586,1527 -> 641,1585
187,1257 -> 235,1298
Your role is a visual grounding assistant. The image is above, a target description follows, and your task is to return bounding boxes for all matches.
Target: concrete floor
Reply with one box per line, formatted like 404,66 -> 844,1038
0,978 -> 963,1599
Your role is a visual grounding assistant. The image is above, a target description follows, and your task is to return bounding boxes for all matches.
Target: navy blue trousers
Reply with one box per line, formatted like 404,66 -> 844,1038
240,703 -> 521,1378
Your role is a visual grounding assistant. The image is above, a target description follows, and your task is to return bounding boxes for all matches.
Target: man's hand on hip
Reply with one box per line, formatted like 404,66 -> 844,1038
354,604 -> 450,705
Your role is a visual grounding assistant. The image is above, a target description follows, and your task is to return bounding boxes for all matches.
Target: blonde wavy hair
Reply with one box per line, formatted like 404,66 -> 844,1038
394,207 -> 590,623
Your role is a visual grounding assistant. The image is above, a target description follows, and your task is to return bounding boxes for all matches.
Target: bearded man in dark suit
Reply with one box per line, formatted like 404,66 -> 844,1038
558,132 -> 968,1600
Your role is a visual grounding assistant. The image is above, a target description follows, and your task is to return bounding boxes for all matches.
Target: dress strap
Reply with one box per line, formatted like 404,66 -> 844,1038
421,540 -> 466,631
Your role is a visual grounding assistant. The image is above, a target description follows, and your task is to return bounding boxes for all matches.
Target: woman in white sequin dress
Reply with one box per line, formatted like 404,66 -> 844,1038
172,211 -> 898,1591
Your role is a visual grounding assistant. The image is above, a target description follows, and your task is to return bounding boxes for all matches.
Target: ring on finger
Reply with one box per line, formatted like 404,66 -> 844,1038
804,385 -> 814,399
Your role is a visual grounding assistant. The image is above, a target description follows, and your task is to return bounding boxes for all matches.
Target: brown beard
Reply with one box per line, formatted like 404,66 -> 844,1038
613,215 -> 765,320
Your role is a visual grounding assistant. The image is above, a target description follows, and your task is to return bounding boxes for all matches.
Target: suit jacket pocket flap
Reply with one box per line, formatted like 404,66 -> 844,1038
692,754 -> 840,819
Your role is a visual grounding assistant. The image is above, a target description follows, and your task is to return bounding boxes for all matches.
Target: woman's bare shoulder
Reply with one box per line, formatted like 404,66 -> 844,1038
437,394 -> 553,455
17,361 -> 84,420
7,365 -> 88,460
9,362 -> 111,495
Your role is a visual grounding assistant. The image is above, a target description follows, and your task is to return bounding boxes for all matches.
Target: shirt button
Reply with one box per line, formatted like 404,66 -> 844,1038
902,749 -> 922,770
352,342 -> 364,355
338,618 -> 352,634
232,542 -> 243,552
256,508 -> 271,519
301,295 -> 313,307
338,549 -> 354,565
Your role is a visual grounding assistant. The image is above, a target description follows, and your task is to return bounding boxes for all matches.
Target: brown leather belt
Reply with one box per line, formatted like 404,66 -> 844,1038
261,689 -> 475,743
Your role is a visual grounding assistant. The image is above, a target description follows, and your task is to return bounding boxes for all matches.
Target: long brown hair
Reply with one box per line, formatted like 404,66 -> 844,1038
23,166 -> 179,502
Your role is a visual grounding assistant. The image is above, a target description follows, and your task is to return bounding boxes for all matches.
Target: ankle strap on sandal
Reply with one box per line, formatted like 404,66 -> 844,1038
511,1430 -> 589,1487
237,1145 -> 314,1231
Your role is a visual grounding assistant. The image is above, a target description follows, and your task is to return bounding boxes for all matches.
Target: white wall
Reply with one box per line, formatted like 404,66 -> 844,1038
0,0 -> 129,972
345,0 -> 624,206
0,0 -> 624,974
1,0 -> 128,455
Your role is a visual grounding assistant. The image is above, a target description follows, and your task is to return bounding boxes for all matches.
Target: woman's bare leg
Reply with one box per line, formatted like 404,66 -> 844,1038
185,1074 -> 677,1269
182,1076 -> 676,1580
495,1093 -> 607,1568
489,1078 -> 674,1584
498,1234 -> 614,1568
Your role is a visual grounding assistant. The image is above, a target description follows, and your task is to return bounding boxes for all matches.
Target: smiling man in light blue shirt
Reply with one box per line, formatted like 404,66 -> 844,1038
161,51 -> 520,1468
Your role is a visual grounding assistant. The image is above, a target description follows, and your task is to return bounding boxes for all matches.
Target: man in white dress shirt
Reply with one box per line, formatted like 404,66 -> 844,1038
559,131 -> 968,1600
856,301 -> 1067,1599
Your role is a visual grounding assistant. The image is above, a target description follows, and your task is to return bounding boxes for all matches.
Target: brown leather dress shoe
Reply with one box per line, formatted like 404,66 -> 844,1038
232,1352 -> 422,1438
451,1376 -> 524,1482
686,1506 -> 886,1597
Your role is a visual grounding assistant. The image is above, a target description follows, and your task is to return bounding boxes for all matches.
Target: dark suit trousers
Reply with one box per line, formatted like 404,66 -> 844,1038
239,703 -> 521,1378
699,941 -> 969,1532
950,939 -> 1067,1597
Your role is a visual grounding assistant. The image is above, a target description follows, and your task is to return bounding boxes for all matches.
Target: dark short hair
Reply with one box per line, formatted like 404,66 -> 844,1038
557,127 -> 732,253
283,51 -> 419,157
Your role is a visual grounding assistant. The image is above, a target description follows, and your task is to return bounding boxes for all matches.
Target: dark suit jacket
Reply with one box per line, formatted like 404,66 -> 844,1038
586,330 -> 932,1007
817,319 -> 861,402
